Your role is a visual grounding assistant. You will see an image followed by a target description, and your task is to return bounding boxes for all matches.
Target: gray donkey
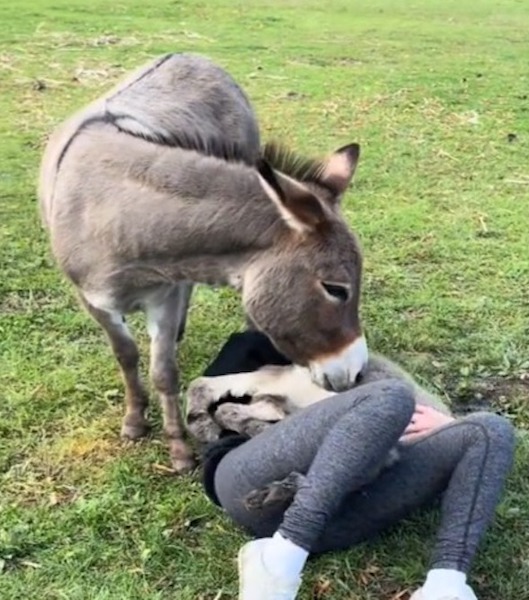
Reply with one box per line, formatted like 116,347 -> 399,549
38,53 -> 367,473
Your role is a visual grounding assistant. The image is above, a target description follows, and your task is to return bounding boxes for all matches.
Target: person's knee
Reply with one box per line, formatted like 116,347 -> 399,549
355,378 -> 415,424
381,379 -> 415,412
463,412 -> 516,452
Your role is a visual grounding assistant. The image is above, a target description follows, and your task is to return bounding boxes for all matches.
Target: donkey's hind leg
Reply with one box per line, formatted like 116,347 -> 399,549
176,282 -> 194,342
80,296 -> 150,440
145,284 -> 196,474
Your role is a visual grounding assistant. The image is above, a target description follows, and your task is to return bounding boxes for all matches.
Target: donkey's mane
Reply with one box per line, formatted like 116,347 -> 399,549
114,117 -> 331,183
261,142 -> 327,185
57,110 -> 332,178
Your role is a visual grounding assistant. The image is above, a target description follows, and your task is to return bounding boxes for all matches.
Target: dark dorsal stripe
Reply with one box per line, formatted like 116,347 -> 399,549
54,111 -> 329,192
107,53 -> 175,101
54,110 -> 254,176
54,113 -> 114,175
110,113 -> 254,165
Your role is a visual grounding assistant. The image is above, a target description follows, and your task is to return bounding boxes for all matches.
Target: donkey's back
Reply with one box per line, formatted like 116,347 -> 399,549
39,52 -> 260,227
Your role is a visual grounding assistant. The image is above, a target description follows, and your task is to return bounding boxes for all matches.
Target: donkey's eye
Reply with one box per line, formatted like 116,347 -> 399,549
320,281 -> 351,303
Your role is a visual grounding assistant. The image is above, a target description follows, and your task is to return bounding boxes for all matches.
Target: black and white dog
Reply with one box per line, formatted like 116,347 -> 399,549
185,331 -> 452,509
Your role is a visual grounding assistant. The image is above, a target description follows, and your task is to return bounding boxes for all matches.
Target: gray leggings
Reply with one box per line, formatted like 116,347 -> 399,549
214,380 -> 515,573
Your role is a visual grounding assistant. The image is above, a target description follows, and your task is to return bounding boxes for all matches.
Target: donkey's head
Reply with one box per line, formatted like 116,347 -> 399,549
242,143 -> 367,392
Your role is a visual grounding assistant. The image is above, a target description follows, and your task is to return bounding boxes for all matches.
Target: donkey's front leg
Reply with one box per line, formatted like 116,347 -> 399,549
146,286 -> 196,474
80,296 -> 150,440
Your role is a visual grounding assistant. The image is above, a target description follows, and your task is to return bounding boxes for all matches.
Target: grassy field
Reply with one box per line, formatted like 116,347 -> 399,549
1,0 -> 528,598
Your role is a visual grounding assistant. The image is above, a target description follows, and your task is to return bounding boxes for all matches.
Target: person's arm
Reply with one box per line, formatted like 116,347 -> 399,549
400,404 -> 456,442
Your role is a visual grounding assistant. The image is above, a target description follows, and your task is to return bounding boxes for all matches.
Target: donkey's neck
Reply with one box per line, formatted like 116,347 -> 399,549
90,142 -> 284,291
137,251 -> 259,289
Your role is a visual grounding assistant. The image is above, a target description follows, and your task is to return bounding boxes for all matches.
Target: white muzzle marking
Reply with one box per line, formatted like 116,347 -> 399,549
309,335 -> 368,392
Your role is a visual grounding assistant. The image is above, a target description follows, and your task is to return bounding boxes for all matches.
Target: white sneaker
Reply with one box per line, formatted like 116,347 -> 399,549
238,538 -> 302,600
410,584 -> 478,600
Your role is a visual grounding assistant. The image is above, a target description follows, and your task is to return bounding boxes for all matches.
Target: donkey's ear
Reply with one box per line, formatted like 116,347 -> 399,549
256,158 -> 327,234
321,143 -> 360,197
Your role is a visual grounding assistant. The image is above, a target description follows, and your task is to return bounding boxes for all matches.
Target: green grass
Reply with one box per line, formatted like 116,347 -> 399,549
1,0 -> 529,598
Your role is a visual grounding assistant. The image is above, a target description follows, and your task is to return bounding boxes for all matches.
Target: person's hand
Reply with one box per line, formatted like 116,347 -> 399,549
400,404 -> 455,442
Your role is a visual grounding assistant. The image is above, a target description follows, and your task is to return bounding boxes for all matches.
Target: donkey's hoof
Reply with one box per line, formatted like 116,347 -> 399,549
121,419 -> 150,440
171,455 -> 197,475
169,439 -> 197,475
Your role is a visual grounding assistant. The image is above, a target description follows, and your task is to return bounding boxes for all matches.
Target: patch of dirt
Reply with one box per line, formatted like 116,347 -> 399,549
53,434 -> 123,463
2,425 -> 128,507
71,64 -> 127,86
451,376 -> 529,427
287,56 -> 363,69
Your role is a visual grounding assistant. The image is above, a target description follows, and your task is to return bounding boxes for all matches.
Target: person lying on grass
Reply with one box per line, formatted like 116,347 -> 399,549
185,331 -> 516,600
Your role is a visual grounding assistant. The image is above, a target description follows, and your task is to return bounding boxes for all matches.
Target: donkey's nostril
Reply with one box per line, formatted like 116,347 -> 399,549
355,371 -> 364,385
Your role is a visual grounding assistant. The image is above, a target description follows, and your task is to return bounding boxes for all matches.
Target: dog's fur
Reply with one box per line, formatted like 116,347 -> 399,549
186,331 -> 453,509
186,332 -> 452,443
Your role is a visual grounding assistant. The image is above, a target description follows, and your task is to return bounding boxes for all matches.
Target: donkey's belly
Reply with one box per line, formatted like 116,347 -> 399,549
83,282 -> 187,316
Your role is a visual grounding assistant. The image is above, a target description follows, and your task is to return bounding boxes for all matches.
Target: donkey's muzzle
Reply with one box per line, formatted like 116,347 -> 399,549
309,335 -> 368,392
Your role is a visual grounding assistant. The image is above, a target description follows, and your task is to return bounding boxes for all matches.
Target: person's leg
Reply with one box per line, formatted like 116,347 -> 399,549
218,405 -> 514,600
215,379 -> 414,534
413,412 -> 515,600
309,412 -> 515,600
214,379 -> 415,599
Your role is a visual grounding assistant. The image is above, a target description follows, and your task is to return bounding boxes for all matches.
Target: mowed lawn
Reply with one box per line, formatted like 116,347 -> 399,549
1,0 -> 528,598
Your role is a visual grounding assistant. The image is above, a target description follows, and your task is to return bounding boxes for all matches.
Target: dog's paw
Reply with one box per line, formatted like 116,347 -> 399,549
188,374 -> 256,404
244,472 -> 305,511
187,377 -> 222,404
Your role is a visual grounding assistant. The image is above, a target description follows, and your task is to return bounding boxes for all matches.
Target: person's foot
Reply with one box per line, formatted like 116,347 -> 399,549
238,538 -> 302,600
410,584 -> 478,600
